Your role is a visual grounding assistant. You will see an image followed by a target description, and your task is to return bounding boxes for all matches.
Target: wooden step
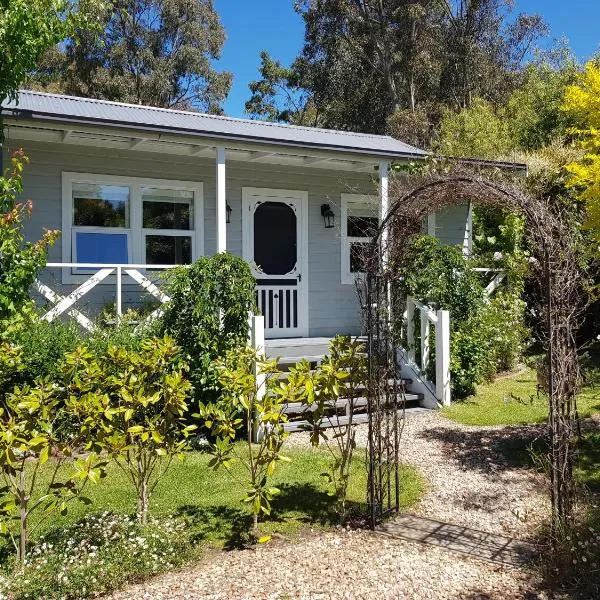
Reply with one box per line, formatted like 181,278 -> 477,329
281,393 -> 423,415
283,407 -> 432,433
276,355 -> 325,368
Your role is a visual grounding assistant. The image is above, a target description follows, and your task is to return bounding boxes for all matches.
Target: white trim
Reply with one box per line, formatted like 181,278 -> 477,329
463,200 -> 473,256
242,187 -> 309,338
216,146 -> 227,253
61,172 -> 203,283
340,193 -> 378,285
427,212 -> 436,236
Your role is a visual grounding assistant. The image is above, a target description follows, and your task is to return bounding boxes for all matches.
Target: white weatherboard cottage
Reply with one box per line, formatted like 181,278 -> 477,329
1,91 -> 493,408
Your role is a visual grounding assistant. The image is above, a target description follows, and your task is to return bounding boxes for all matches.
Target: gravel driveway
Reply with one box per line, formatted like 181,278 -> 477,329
108,412 -> 556,600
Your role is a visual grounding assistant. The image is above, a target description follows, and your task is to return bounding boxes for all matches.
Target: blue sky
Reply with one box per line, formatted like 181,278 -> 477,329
215,1 -> 600,117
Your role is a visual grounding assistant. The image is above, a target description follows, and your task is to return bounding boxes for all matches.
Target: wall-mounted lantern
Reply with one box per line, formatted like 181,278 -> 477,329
226,203 -> 232,224
320,203 -> 335,229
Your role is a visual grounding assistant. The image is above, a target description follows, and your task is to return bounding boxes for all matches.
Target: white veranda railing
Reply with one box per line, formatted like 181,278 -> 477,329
402,268 -> 507,407
34,263 -> 179,332
405,297 -> 451,406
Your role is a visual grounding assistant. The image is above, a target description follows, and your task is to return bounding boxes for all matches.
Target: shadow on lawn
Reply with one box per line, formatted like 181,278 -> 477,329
417,424 -> 547,474
175,482 -> 352,549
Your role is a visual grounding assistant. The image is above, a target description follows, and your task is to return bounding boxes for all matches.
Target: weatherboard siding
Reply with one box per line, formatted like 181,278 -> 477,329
4,141 -> 468,337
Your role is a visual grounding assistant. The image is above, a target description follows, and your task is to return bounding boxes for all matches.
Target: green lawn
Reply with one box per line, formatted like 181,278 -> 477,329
13,444 -> 423,550
442,368 -> 600,426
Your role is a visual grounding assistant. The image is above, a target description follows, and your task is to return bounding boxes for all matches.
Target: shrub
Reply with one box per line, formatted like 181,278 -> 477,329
3,512 -> 191,600
200,347 -> 288,540
62,337 -> 195,524
159,253 -> 256,402
285,336 -> 367,520
400,235 -> 528,398
0,374 -> 108,565
0,150 -> 59,339
12,319 -> 82,383
85,319 -> 146,356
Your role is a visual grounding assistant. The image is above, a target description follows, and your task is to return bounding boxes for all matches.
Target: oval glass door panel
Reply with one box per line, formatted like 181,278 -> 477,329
253,201 -> 297,275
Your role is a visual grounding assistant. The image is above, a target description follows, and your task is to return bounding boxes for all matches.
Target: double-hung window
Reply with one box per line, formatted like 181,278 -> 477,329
63,173 -> 203,281
341,194 -> 379,284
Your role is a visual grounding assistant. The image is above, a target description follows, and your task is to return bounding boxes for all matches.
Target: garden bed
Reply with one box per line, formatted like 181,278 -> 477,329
0,445 -> 423,599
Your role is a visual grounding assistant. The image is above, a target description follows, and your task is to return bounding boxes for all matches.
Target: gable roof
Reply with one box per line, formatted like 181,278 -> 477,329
2,90 -> 428,160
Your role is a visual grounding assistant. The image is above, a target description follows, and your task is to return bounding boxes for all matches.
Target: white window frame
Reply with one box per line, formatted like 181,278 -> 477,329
62,172 -> 204,284
341,193 -> 379,285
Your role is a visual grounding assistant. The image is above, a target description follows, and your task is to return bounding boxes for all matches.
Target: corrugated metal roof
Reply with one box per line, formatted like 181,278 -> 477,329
2,90 -> 428,159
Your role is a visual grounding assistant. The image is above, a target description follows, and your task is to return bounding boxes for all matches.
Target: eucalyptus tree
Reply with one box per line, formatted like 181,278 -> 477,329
34,0 -> 232,113
247,0 -> 547,140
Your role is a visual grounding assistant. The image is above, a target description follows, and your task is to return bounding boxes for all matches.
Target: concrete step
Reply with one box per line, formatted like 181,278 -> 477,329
283,406 -> 432,433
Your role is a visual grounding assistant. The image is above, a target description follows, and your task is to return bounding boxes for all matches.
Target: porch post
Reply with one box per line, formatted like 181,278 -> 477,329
463,200 -> 473,257
216,146 -> 227,253
379,161 -> 390,240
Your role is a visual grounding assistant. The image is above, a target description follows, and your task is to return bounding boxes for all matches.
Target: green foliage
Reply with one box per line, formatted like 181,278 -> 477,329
12,319 -> 82,384
401,236 -> 485,324
249,1 -> 546,138
34,0 -> 232,113
246,51 -> 319,125
505,58 -> 578,151
200,347 -> 289,540
401,236 -> 527,398
3,512 -> 191,600
284,336 -> 367,520
0,151 -> 59,338
0,0 -> 101,106
0,372 -> 107,564
85,319 -> 145,356
160,253 -> 256,403
436,98 -> 512,159
61,337 -> 195,524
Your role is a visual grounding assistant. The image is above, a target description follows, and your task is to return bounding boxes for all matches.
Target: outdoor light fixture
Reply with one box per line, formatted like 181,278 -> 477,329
321,203 -> 335,229
226,203 -> 232,224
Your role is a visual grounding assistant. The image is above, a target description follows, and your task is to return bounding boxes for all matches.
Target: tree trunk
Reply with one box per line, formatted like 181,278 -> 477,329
18,470 -> 27,566
252,512 -> 259,541
137,454 -> 149,525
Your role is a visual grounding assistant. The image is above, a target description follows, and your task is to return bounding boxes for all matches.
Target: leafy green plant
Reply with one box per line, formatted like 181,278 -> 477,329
0,342 -> 25,405
3,512 -> 191,600
0,151 -> 59,338
160,253 -> 256,403
0,372 -> 107,565
62,337 -> 195,524
400,235 -> 528,398
200,347 -> 288,541
285,336 -> 367,520
12,319 -> 82,384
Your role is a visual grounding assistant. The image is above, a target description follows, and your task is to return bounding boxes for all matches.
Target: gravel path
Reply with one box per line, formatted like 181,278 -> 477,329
108,412 -> 556,600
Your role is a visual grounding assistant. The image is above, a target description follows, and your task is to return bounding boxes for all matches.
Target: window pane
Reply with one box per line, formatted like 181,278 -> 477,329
350,242 -> 370,273
142,188 -> 193,230
73,183 -> 129,227
75,232 -> 128,263
347,215 -> 379,237
253,201 -> 297,275
145,235 -> 191,265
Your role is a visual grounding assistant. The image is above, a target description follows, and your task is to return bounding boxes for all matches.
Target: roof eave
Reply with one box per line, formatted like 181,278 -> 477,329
2,107 -> 427,162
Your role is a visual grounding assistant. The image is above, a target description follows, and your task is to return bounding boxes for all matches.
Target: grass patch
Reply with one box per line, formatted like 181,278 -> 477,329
4,444 -> 423,551
0,444 -> 424,598
442,368 -> 600,426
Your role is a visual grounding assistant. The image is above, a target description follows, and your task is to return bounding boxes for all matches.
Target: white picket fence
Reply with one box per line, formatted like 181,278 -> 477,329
34,263 -> 179,331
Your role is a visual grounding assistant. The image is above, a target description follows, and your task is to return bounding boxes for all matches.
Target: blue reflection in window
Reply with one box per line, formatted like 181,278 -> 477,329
75,232 -> 128,265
